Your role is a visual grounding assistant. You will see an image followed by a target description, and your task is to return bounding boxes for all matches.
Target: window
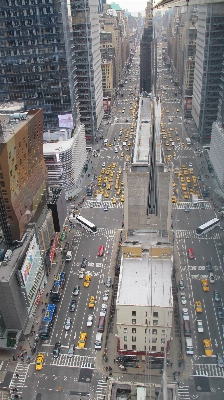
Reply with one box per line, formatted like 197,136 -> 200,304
152,346 -> 156,351
161,338 -> 165,344
153,312 -> 158,318
132,311 -> 136,316
10,170 -> 12,176
124,336 -> 127,342
145,312 -> 147,317
132,345 -> 136,350
162,330 -> 165,335
144,346 -> 146,351
132,328 -> 136,333
161,347 -> 164,352
145,328 -> 150,334
153,320 -> 158,325
132,319 -> 136,324
152,329 -> 157,335
9,152 -> 11,159
123,328 -> 127,333
124,344 -> 127,349
145,319 -> 148,324
132,336 -> 136,342
152,337 -> 157,343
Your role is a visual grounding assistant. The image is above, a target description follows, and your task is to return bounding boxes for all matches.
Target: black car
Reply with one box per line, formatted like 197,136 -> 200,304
206,261 -> 213,272
73,285 -> 80,296
53,342 -> 61,358
214,290 -> 221,302
81,258 -> 88,269
217,306 -> 224,319
69,299 -> 76,312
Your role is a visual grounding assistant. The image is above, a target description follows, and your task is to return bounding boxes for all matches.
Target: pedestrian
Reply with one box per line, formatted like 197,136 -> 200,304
114,358 -> 116,364
16,373 -> 19,378
160,369 -> 163,374
45,301 -> 47,306
170,362 -> 173,367
14,387 -> 18,392
46,292 -> 49,297
36,320 -> 39,324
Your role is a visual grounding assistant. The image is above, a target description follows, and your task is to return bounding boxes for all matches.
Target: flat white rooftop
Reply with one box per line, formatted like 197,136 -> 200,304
43,137 -> 74,154
117,255 -> 172,308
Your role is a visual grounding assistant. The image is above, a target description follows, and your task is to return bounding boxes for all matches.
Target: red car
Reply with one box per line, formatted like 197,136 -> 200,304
97,246 -> 104,257
188,248 -> 195,259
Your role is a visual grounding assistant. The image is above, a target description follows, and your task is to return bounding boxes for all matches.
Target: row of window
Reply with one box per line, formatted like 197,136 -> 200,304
123,336 -> 165,344
131,311 -> 159,317
131,319 -> 159,325
123,345 -> 165,352
123,327 -> 165,335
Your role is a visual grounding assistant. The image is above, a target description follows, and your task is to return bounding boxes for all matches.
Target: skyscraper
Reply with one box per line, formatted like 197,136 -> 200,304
0,109 -> 48,241
191,4 -> 224,143
140,1 -> 153,93
71,0 -> 104,142
0,0 -> 79,128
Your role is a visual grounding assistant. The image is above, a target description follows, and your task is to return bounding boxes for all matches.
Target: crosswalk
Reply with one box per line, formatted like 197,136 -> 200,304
51,354 -> 95,369
74,262 -> 104,269
178,384 -> 190,399
86,200 -> 124,209
193,363 -> 224,377
9,362 -> 30,396
74,228 -> 115,237
174,201 -> 211,210
96,379 -> 108,400
175,230 -> 220,240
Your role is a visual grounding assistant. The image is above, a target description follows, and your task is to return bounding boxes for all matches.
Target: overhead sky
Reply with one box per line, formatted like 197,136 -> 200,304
107,0 -> 147,14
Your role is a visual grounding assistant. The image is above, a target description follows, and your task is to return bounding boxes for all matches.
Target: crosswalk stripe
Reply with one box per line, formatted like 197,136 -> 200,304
175,229 -> 220,239
193,363 -> 224,377
50,354 -> 95,369
174,201 -> 211,210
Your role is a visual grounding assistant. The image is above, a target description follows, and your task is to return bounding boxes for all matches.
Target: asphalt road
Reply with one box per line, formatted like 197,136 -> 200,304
157,44 -> 224,399
14,50 -> 141,400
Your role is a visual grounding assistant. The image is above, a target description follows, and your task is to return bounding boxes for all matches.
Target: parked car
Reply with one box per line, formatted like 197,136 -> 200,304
87,314 -> 93,327
181,294 -> 187,305
182,308 -> 189,321
179,279 -> 184,291
103,290 -> 109,302
106,277 -> 112,288
209,273 -> 215,284
197,320 -> 204,333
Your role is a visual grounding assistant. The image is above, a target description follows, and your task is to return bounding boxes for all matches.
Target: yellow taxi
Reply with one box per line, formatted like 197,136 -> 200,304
186,177 -> 191,183
165,142 -> 169,146
201,279 -> 209,292
36,353 -> 45,371
116,174 -> 120,180
105,170 -> 110,175
184,193 -> 189,199
110,171 -> 114,177
166,110 -> 169,113
181,185 -> 187,191
104,192 -> 110,198
101,168 -> 105,174
172,196 -> 176,203
88,296 -> 96,308
112,163 -> 116,168
104,177 -> 108,183
78,332 -> 87,349
112,197 -> 117,204
190,189 -> 194,195
176,109 -> 180,112
182,142 -> 185,147
84,275 -> 92,288
203,339 -> 213,356
182,165 -> 186,170
121,152 -> 124,157
195,300 -> 202,313
184,170 -> 188,175
94,190 -> 98,197
180,177 -> 185,183
173,152 -> 177,157
97,181 -> 101,187
116,188 -> 121,195
189,168 -> 194,174
120,195 -> 124,202
176,137 -> 180,141
174,168 -> 179,175
100,188 -> 104,195
106,184 -> 111,190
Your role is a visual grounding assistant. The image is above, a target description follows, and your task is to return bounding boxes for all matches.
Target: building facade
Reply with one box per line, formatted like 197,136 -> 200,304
192,4 -> 224,143
72,0 -> 104,142
0,109 -> 48,241
43,124 -> 86,200
140,2 -> 153,93
0,0 -> 79,128
116,240 -> 173,355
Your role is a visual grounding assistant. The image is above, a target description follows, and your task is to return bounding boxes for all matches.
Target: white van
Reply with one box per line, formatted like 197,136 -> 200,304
171,142 -> 175,147
185,337 -> 193,355
104,139 -> 108,145
66,251 -> 72,262
95,332 -> 103,350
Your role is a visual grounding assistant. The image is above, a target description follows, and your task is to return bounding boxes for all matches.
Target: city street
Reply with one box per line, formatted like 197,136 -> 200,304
7,51 -> 141,400
158,42 -> 224,399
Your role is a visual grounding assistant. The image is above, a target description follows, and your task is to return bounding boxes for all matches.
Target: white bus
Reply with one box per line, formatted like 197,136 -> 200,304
76,215 -> 97,234
196,218 -> 220,236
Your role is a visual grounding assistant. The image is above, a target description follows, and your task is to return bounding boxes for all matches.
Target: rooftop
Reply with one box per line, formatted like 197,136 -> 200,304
43,137 -> 74,154
133,97 -> 152,164
0,112 -> 32,143
117,255 -> 172,307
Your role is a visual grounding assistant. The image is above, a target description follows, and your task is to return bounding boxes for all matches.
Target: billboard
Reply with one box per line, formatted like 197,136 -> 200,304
21,235 -> 38,287
58,114 -> 74,129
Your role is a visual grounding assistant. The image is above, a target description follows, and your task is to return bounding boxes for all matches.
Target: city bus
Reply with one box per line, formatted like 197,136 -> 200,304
76,215 -> 97,234
196,218 -> 220,236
